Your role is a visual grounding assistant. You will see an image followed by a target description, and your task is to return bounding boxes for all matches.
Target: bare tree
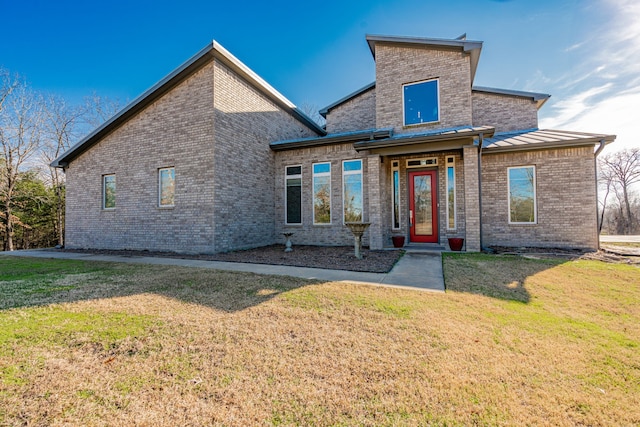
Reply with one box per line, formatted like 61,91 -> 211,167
40,95 -> 86,246
599,148 -> 640,234
0,71 -> 43,250
84,92 -> 123,128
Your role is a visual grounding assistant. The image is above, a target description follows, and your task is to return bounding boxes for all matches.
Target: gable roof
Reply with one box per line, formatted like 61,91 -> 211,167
366,34 -> 483,83
52,41 -> 326,168
483,129 -> 616,152
472,86 -> 551,109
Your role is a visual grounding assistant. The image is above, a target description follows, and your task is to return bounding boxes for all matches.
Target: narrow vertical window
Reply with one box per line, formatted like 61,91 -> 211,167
343,159 -> 363,223
391,161 -> 400,229
446,156 -> 456,230
103,174 -> 116,209
285,165 -> 302,224
159,167 -> 175,207
313,163 -> 331,224
508,166 -> 536,224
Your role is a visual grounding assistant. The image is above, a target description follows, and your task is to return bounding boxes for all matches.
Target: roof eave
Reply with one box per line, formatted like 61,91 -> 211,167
484,134 -> 616,153
52,41 -> 325,168
270,128 -> 392,151
319,82 -> 375,118
353,127 -> 495,152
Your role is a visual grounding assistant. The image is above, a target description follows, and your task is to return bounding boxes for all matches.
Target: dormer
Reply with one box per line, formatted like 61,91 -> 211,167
366,34 -> 482,134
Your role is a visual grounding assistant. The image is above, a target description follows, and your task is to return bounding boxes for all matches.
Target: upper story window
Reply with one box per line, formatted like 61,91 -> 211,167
403,79 -> 439,126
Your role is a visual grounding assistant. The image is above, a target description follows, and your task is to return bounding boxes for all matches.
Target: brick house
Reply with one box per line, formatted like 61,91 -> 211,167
52,34 -> 615,253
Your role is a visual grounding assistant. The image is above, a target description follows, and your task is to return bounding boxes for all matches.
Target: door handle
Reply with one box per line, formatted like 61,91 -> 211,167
409,210 -> 413,227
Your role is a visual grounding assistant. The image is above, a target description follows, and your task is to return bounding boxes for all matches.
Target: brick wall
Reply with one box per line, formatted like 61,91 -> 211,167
374,43 -> 473,133
481,145 -> 598,249
472,92 -> 539,132
65,63 -> 217,253
212,59 -> 317,252
325,87 -> 376,134
274,143 -> 371,247
65,58 -> 318,254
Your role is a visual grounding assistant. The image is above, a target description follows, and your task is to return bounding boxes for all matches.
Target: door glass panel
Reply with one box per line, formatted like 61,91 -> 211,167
413,175 -> 432,235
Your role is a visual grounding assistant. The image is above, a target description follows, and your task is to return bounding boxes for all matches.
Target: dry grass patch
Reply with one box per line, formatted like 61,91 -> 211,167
0,255 -> 639,426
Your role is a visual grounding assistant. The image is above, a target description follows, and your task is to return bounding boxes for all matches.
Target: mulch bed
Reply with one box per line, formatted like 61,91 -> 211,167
489,245 -> 640,264
63,245 -> 404,273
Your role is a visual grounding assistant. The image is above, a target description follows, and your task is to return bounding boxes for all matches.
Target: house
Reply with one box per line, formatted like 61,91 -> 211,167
52,34 -> 616,253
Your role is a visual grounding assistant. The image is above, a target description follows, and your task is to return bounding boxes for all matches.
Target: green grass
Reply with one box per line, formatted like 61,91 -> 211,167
0,254 -> 639,426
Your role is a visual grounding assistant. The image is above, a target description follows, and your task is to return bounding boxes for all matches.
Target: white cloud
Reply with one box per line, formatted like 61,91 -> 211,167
540,0 -> 640,152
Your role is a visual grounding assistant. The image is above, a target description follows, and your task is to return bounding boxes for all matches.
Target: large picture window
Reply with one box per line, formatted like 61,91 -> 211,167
313,163 -> 331,224
343,159 -> 363,223
508,166 -> 536,224
285,165 -> 302,224
103,174 -> 116,209
158,167 -> 175,207
403,79 -> 439,126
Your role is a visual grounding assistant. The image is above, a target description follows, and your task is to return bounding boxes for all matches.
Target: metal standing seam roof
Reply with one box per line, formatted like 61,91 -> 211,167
472,86 -> 551,109
366,34 -> 483,84
483,129 -> 616,152
51,41 -> 326,168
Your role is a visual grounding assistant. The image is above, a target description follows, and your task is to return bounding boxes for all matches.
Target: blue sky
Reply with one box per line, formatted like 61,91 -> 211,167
2,0 -> 637,152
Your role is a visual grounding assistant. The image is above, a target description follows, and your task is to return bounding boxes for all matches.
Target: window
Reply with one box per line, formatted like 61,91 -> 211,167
159,167 -> 175,207
508,166 -> 536,224
391,161 -> 400,229
103,174 -> 116,209
446,156 -> 456,230
285,165 -> 302,224
403,79 -> 439,126
343,159 -> 363,223
313,163 -> 331,224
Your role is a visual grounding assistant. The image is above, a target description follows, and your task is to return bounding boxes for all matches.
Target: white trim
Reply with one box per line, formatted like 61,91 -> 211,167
284,165 -> 302,225
446,156 -> 456,230
342,159 -> 363,224
402,78 -> 440,127
158,167 -> 175,208
507,165 -> 537,224
391,161 -> 401,230
102,174 -> 116,210
312,162 -> 332,225
406,157 -> 438,168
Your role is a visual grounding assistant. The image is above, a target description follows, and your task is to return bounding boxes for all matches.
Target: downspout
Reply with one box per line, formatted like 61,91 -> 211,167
477,133 -> 485,252
594,139 -> 606,250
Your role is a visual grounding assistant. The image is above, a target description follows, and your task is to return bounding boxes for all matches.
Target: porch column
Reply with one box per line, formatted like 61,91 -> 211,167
367,154 -> 384,250
463,145 -> 481,252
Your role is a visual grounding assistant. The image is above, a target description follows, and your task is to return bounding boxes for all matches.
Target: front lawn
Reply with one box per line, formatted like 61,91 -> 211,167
0,255 -> 638,425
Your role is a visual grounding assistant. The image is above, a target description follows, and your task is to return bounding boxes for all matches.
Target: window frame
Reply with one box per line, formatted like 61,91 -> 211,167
342,159 -> 363,224
446,156 -> 456,230
312,162 -> 332,225
285,165 -> 303,225
507,165 -> 537,225
402,78 -> 440,127
391,160 -> 401,230
102,174 -> 116,210
158,167 -> 175,208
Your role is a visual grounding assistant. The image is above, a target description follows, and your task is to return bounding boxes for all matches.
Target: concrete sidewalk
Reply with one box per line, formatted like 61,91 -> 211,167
3,249 -> 445,293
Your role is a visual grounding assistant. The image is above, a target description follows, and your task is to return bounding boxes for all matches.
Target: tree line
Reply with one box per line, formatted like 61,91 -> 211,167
1,67 -> 120,251
599,148 -> 640,235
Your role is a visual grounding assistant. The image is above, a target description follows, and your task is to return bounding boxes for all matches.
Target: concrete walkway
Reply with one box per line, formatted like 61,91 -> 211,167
600,235 -> 640,243
3,249 -> 445,293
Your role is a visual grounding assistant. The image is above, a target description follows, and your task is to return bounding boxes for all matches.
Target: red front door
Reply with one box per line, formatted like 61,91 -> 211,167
409,170 -> 438,243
